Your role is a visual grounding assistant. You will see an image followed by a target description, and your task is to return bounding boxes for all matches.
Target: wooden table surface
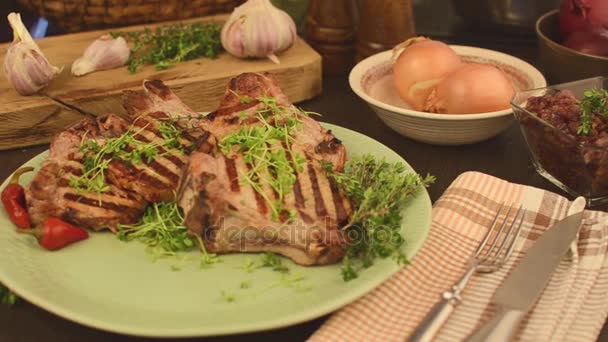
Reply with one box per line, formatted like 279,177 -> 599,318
1,1 -> 607,341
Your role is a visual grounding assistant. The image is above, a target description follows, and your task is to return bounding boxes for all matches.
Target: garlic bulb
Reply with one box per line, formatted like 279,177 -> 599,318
4,12 -> 61,96
71,35 -> 130,76
221,0 -> 296,64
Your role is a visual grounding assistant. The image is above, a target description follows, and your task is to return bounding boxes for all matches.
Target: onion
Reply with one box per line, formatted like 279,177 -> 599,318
424,64 -> 515,114
392,37 -> 462,111
560,0 -> 608,38
563,31 -> 608,56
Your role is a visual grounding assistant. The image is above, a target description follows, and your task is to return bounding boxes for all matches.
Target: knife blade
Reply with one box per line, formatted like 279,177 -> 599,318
467,196 -> 585,342
42,93 -> 98,118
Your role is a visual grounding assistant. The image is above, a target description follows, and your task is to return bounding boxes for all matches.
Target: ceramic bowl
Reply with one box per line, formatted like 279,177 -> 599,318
349,46 -> 547,145
536,10 -> 608,84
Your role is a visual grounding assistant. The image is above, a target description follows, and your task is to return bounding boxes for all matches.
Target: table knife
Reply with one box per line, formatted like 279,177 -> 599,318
42,92 -> 98,118
467,196 -> 585,342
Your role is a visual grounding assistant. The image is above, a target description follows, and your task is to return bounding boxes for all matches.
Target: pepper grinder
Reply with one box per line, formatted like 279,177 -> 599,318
356,0 -> 416,61
305,0 -> 357,75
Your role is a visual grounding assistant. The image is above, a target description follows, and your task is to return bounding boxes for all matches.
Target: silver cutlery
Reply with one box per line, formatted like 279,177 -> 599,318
467,196 -> 585,342
408,203 -> 525,342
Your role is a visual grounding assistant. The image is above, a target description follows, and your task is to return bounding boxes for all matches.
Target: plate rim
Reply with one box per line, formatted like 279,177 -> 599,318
0,123 -> 432,337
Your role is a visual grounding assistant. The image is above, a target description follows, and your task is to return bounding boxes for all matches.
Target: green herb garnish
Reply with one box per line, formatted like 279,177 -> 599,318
323,155 -> 435,281
577,89 -> 608,135
238,252 -> 290,274
70,120 -> 186,201
117,202 -> 219,267
111,22 -> 222,74
117,202 -> 194,255
0,283 -> 17,306
221,272 -> 312,303
260,252 -> 290,273
219,96 -> 308,220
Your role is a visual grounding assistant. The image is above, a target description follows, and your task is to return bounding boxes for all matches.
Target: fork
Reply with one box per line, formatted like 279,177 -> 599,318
408,204 -> 525,342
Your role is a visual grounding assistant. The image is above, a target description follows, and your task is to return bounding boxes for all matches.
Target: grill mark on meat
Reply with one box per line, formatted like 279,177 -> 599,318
307,162 -> 328,218
135,112 -> 198,146
284,142 -> 310,223
147,160 -> 180,184
209,101 -> 260,119
298,209 -> 314,224
315,137 -> 342,154
190,131 -> 215,154
224,156 -> 240,192
278,210 -> 289,223
132,132 -> 185,168
267,164 -> 280,200
246,163 -> 268,215
282,141 -> 303,208
29,177 -> 48,193
224,116 -> 240,125
62,166 -> 83,176
206,111 -> 218,121
242,117 -> 260,126
144,79 -> 171,99
117,161 -> 171,189
328,177 -> 348,223
63,192 -> 142,216
120,144 -> 180,184
148,111 -> 169,120
132,117 -> 163,137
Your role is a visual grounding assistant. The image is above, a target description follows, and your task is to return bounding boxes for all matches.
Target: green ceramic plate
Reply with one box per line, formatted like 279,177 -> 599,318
0,123 -> 431,337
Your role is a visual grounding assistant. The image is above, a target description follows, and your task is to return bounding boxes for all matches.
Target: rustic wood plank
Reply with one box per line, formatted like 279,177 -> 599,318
0,14 -> 322,150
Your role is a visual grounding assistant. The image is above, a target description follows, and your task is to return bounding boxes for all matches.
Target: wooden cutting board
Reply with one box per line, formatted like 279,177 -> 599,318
0,14 -> 322,150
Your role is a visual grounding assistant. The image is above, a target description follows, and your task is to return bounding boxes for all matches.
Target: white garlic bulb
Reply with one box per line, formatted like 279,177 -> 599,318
4,12 -> 61,96
221,0 -> 297,64
71,35 -> 130,76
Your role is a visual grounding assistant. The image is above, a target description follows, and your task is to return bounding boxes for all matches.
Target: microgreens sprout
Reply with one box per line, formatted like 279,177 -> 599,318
117,202 -> 219,267
69,120 -> 186,202
577,88 -> 608,135
219,95 -> 308,220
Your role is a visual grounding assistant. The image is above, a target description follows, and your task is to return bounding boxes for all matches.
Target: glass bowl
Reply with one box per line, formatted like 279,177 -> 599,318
512,76 -> 608,206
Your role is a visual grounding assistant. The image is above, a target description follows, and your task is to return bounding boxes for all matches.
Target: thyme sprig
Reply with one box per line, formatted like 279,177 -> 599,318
577,89 -> 608,135
111,22 -> 222,74
323,155 -> 435,281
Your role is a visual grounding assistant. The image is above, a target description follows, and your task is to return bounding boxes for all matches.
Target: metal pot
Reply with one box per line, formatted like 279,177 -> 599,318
452,0 -> 561,30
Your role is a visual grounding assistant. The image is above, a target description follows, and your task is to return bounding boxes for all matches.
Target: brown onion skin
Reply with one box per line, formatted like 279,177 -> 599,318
425,64 -> 515,114
393,39 -> 462,111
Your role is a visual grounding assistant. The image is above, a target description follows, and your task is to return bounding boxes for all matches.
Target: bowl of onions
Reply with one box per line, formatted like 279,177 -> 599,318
536,5 -> 608,84
349,37 -> 546,145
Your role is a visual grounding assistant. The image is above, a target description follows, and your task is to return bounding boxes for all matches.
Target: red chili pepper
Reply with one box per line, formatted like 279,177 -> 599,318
1,167 -> 34,229
17,217 -> 89,251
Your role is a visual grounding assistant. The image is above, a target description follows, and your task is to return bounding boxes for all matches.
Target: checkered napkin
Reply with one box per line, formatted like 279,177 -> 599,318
309,171 -> 608,342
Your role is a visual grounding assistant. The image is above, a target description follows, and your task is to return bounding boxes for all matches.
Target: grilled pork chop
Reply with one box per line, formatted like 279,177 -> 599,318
26,115 -> 147,231
178,73 -> 352,265
104,80 -> 211,202
27,80 -> 209,230
203,73 -> 347,170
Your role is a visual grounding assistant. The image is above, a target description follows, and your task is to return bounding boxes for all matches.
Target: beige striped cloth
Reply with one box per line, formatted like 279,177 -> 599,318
309,171 -> 608,342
